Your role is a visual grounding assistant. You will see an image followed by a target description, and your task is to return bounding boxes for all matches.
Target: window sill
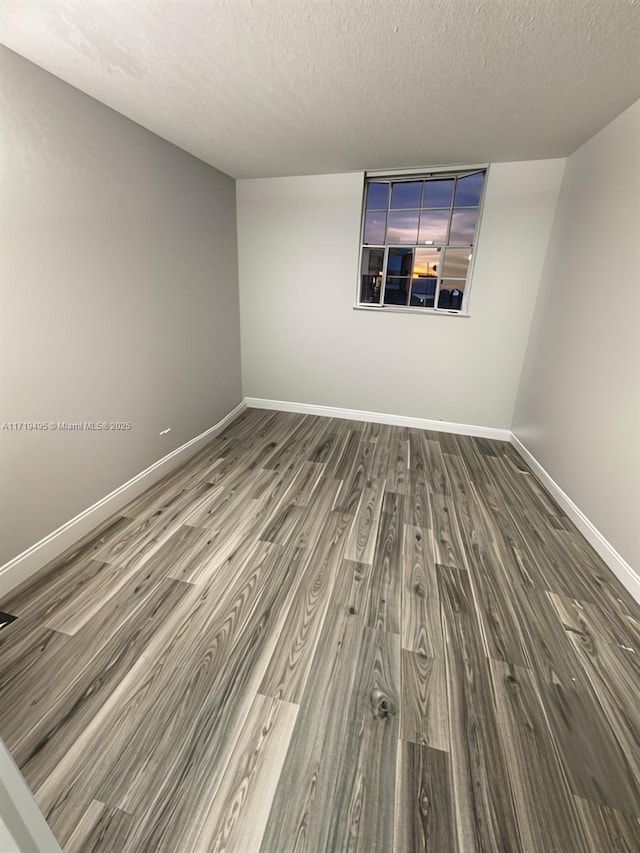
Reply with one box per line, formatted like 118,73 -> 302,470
353,304 -> 470,318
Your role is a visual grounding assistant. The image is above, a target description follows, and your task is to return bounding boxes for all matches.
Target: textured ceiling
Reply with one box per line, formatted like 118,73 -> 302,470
2,0 -> 640,178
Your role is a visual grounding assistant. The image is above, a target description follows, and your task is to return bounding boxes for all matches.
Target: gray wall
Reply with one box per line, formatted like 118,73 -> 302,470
0,47 -> 242,565
237,160 -> 565,430
513,99 -> 640,570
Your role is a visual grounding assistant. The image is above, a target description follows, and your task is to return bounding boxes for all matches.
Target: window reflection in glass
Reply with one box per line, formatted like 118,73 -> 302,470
360,247 -> 384,304
441,248 -> 470,279
366,182 -> 390,211
454,173 -> 484,207
418,210 -> 449,244
410,278 -> 437,308
390,181 -> 423,209
450,209 -> 478,244
413,247 -> 440,278
363,210 -> 387,244
384,277 -> 411,305
387,210 -> 419,244
438,279 -> 465,311
387,247 -> 414,276
423,179 -> 454,208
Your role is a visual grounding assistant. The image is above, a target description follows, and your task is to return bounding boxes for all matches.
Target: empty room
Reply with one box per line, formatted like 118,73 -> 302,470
0,1 -> 639,851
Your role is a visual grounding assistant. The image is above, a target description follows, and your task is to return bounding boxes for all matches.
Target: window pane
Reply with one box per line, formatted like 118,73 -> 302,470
360,247 -> 384,304
450,209 -> 479,244
390,181 -> 423,209
387,210 -> 419,243
366,182 -> 390,211
418,210 -> 449,243
363,210 -> 387,244
410,277 -> 437,308
438,279 -> 465,311
423,179 -> 454,208
454,172 -> 484,207
384,277 -> 410,306
441,248 -> 470,278
387,247 -> 414,276
413,247 -> 441,278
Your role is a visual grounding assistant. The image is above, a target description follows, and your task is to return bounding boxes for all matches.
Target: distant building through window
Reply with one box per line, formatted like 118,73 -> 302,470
358,168 -> 487,313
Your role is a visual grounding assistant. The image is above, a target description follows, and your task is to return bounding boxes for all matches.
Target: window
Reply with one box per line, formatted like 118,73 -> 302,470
358,167 -> 487,313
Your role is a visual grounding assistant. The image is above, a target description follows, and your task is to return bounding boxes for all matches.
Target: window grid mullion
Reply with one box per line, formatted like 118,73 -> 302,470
407,248 -> 417,307
379,245 -> 390,306
433,268 -> 443,312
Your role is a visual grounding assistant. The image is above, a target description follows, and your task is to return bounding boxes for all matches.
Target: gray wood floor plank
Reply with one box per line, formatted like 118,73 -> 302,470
511,585 -> 587,688
330,429 -> 363,482
260,613 -> 400,852
0,409 -> 638,851
552,526 -> 639,614
324,626 -> 401,852
394,742 -> 455,853
404,468 -> 431,528
257,461 -> 326,545
1,554 -> 193,757
345,476 -> 386,565
564,629 -> 640,793
0,626 -> 71,718
262,413 -> 326,474
437,562 -> 523,852
334,439 -> 375,515
419,434 -> 451,495
540,676 -> 640,815
29,599 -> 193,846
361,419 -> 383,442
259,613 -> 366,851
407,427 -> 428,473
189,694 -> 299,853
507,504 -> 595,600
465,540 -> 531,668
365,490 -> 404,632
547,590 -> 638,650
369,424 -> 393,481
333,558 -> 374,623
0,516 -> 132,619
386,434 -> 409,494
400,651 -> 448,751
14,578 -> 192,790
64,800 -> 134,853
473,481 -> 552,590
487,658 -> 587,852
92,494 -> 210,571
258,510 -> 352,703
429,492 -> 467,570
43,562 -> 131,636
47,524 -> 209,633
452,434 -> 493,488
574,797 -> 640,852
443,463 -> 533,667
308,429 -> 340,465
31,543 -> 284,844
93,562 -> 304,849
402,526 -> 443,657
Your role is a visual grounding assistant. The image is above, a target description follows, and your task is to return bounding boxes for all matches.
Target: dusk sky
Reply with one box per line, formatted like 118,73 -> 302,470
364,173 -> 484,247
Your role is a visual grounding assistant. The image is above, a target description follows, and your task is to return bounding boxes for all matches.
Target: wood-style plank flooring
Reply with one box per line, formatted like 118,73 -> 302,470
0,408 -> 639,852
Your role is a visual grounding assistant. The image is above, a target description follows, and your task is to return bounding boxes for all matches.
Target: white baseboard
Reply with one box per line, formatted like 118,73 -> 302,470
244,397 -> 511,441
0,401 -> 246,600
510,435 -> 639,604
